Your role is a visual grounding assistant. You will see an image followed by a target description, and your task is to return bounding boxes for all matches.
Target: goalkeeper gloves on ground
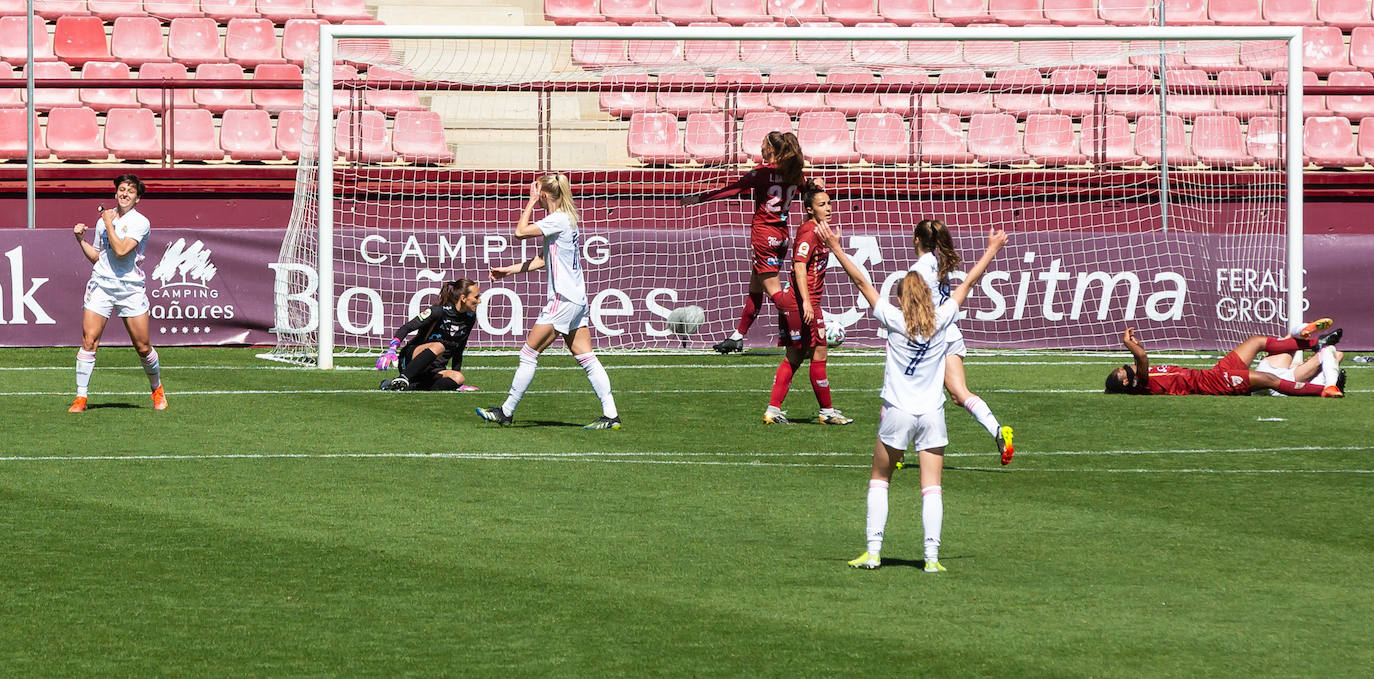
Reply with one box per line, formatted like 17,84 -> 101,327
376,338 -> 401,370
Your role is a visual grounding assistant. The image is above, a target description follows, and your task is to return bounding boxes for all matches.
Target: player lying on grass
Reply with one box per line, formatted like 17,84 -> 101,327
1105,322 -> 1345,397
816,221 -> 1009,572
1253,327 -> 1346,396
377,278 -> 481,392
763,186 -> 852,426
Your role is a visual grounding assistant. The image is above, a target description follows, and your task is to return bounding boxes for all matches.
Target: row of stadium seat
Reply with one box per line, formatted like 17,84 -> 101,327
1,0 -> 369,23
0,107 -> 453,163
549,0 -> 1374,28
625,109 -> 1374,168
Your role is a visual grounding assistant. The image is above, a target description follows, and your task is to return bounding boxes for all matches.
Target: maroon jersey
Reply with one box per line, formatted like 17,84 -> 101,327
791,219 -> 830,305
1136,352 -> 1251,396
697,163 -> 800,234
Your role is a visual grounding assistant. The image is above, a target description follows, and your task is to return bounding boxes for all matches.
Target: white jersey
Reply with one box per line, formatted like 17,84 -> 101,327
536,211 -> 587,306
911,251 -> 964,343
873,298 -> 959,415
91,208 -> 151,285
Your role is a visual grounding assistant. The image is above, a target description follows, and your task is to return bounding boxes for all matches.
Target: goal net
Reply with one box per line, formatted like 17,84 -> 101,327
269,25 -> 1303,367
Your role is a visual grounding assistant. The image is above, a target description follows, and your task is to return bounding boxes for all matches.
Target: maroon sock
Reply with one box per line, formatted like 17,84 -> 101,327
809,360 -> 832,409
1265,336 -> 1315,354
1272,379 -> 1325,396
771,291 -> 803,342
769,359 -> 797,408
736,292 -> 765,336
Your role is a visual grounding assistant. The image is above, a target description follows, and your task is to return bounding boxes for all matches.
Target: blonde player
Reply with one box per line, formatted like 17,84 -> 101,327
69,174 -> 165,412
816,221 -> 1008,572
475,174 -> 621,429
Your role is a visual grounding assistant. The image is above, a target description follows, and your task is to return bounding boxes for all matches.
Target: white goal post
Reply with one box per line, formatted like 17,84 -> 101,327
273,23 -> 1304,368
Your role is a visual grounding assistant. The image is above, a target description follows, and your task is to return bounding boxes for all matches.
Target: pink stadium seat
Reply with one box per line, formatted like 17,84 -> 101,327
1245,115 -> 1282,167
1047,67 -> 1096,117
1316,0 -> 1374,29
658,69 -> 717,116
570,22 -> 631,68
1357,116 -> 1374,163
258,0 -> 316,23
1042,0 -> 1103,24
34,0 -> 90,20
1216,70 -> 1271,120
964,39 -> 1019,69
24,62 -> 80,110
221,108 -> 282,161
1348,27 -> 1374,71
907,33 -> 964,69
1262,0 -> 1322,24
282,19 -> 326,65
111,17 -> 171,67
601,73 -> 658,118
768,68 -> 827,114
53,16 -> 110,68
1304,115 -> 1365,167
168,17 -> 229,67
1164,68 -> 1215,118
825,68 -> 883,116
714,0 -> 770,23
685,112 -> 733,164
1023,113 -> 1085,165
170,107 -> 223,161
0,16 -> 56,64
196,63 -> 254,114
1273,69 -> 1331,116
603,0 -> 658,22
933,0 -> 991,23
825,0 -> 882,24
992,68 -> 1051,117
715,67 -> 772,115
1184,41 -> 1241,73
225,18 -> 286,67
364,66 -> 426,114
202,0 -> 261,20
740,110 -> 792,162
392,109 -> 454,164
253,62 -> 305,113
104,107 -> 163,161
1303,26 -> 1350,76
1097,0 -> 1153,24
88,0 -> 145,20
988,0 -> 1046,25
1018,40 -> 1072,68
0,0 -> 28,13
0,63 -> 18,108
628,112 -> 689,164
684,21 -> 739,63
851,21 -> 905,66
1190,114 -> 1251,166
877,0 -> 935,23
797,21 -> 850,63
1128,40 -> 1184,72
798,110 -> 858,164
276,108 -> 303,160
80,61 -> 138,112
968,112 -> 1029,164
878,70 -> 932,115
628,21 -> 684,65
1153,0 -> 1208,23
1069,41 -> 1129,72
916,112 -> 974,164
854,111 -> 910,163
1079,114 -> 1139,165
1238,41 -> 1287,74
738,22 -> 795,64
330,62 -> 359,110
659,0 -> 712,24
936,70 -> 995,116
138,61 -> 194,110
145,0 -> 205,18
1105,68 -> 1154,119
335,109 -> 394,162
0,109 -> 48,159
768,0 -> 826,20
46,106 -> 107,160
1134,114 -> 1196,166
1326,70 -> 1374,121
1207,0 -> 1265,24
314,0 -> 370,21
546,0 -> 599,24
338,19 -> 397,68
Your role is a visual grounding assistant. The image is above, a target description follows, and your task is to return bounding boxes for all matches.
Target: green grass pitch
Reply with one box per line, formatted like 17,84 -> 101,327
1,346 -> 1371,677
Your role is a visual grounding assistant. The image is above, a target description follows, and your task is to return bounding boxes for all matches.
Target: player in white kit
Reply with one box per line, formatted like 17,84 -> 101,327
476,174 -> 621,430
69,174 -> 166,413
815,222 -> 1008,572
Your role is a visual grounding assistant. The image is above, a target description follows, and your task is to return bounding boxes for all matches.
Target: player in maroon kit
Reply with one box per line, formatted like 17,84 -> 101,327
763,187 -> 852,425
1105,322 -> 1345,397
681,131 -> 811,354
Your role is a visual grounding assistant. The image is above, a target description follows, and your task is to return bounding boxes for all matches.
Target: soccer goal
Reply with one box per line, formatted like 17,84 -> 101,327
269,24 -> 1304,368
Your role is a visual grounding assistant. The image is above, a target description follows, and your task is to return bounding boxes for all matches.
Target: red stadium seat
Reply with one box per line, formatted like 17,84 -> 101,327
907,33 -> 964,69
1097,0 -> 1153,24
1134,114 -> 1196,166
683,21 -> 738,64
628,21 -> 684,65
145,0 -> 205,19
988,0 -> 1046,25
53,16 -> 111,68
196,63 -> 255,114
992,68 -> 1051,118
1042,0 -> 1103,24
685,112 -> 733,164
824,0 -> 882,24
282,19 -> 326,65
1105,68 -> 1155,119
798,110 -> 858,164
1274,69 -> 1331,116
202,0 -> 262,20
225,18 -> 286,67
768,68 -> 827,115
1079,114 -> 1139,166
1262,0 -> 1322,24
825,68 -> 883,116
1069,41 -> 1129,72
363,65 -> 426,114
253,62 -> 304,112
933,0 -> 990,23
1128,40 -> 1184,72
854,111 -> 909,163
24,62 -> 81,110
329,62 -> 359,110
168,17 -> 229,67
80,61 -> 138,112
658,0 -> 712,23
1316,0 -> 1374,29
1238,40 -> 1286,75
1348,27 -> 1374,71
111,17 -> 171,67
0,109 -> 48,159
1304,115 -> 1365,167
1047,67 -> 1096,117
335,109 -> 395,163
1023,113 -> 1085,166
546,0 -> 599,24
34,0 -> 90,20
221,108 -> 283,161
658,69 -> 717,116
1326,70 -> 1374,121
1164,68 -> 1215,118
88,0 -> 146,20
797,21 -> 850,64
916,112 -> 974,164
1303,26 -> 1350,76
877,0 -> 935,23
1184,41 -> 1241,73
46,106 -> 107,160
1357,116 -> 1374,164
739,22 -> 795,64
392,109 -> 454,164
103,107 -> 163,161
1190,114 -> 1251,166
1017,40 -> 1072,69
601,73 -> 657,118
0,16 -> 56,65
570,21 -> 631,68
964,39 -> 1019,69
138,62 -> 194,110
768,0 -> 826,21
0,63 -> 19,108
258,0 -> 316,23
1216,70 -> 1271,120
603,0 -> 657,22
968,112 -> 1029,164
936,70 -> 995,116
1207,0 -> 1265,24
851,21 -> 905,66
276,108 -> 303,160
740,110 -> 792,162
877,70 -> 931,115
171,107 -> 224,161
628,112 -> 689,165
1153,0 -> 1208,23
714,67 -> 772,115
713,0 -> 770,24
1245,115 -> 1282,167
314,0 -> 370,21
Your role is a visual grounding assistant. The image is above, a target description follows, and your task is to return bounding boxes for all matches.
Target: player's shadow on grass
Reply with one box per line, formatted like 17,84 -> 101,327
522,419 -> 585,428
85,403 -> 141,410
858,556 -> 969,570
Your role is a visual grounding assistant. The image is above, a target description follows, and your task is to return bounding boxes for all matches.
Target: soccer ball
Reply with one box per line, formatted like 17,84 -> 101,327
824,321 -> 846,348
667,305 -> 705,339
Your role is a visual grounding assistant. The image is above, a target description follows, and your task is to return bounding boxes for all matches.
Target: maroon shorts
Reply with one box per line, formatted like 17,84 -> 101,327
1194,351 -> 1252,395
750,227 -> 789,275
778,306 -> 824,348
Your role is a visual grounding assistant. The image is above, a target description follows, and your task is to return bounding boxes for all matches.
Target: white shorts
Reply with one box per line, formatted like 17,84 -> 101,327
535,297 -> 589,334
83,277 -> 149,318
1254,357 -> 1296,397
877,401 -> 948,452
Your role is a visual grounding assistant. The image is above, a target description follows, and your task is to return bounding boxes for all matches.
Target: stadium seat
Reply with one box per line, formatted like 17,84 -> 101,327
768,0 -> 826,21
1079,114 -> 1139,166
46,106 -> 107,160
111,17 -> 171,67
80,61 -> 138,112
988,0 -> 1047,25
34,0 -> 90,20
964,39 -> 1019,69
103,107 -> 163,161
907,34 -> 965,69
392,109 -> 454,164
1134,114 -> 1196,166
854,111 -> 909,163
685,112 -> 733,164
714,67 -> 772,115
196,63 -> 254,114
253,62 -> 305,113
258,0 -> 316,23
825,0 -> 882,24
221,108 -> 282,161
1207,0 -> 1265,24
825,68 -> 883,116
1316,0 -> 1374,29
276,108 -> 303,160
225,18 -> 287,67
1128,40 -> 1184,72
714,0 -> 770,23
878,70 -> 932,115
798,110 -> 858,164
936,70 -> 995,116
1042,0 -> 1103,24
1018,40 -> 1072,69
202,0 -> 262,20
797,21 -> 850,64
1216,70 -> 1272,120
602,0 -> 657,22
0,109 -> 48,159
1184,41 -> 1241,73
933,0 -> 991,23
628,112 -> 689,165
314,0 -> 370,21
1164,69 -> 1215,118
1152,0 -> 1208,23
337,19 -> 396,68
916,112 -> 974,164
328,62 -> 359,110
170,107 -> 224,161
1105,68 -> 1154,119
1069,41 -> 1129,72
877,0 -> 935,23
282,19 -> 326,65
740,110 -> 792,161
145,0 -> 205,19
363,66 -> 426,115
992,68 -> 1051,118
968,112 -> 1029,164
1046,67 -> 1096,117
738,22 -> 795,63
1303,26 -> 1350,76
1357,116 -> 1374,164
53,16 -> 110,68
570,21 -> 631,68
0,16 -> 55,65
88,0 -> 145,20
1190,114 -> 1251,167
1245,115 -> 1282,167
1023,113 -> 1085,165
1262,0 -> 1322,24
1304,115 -> 1365,167
1097,0 -> 1153,24
168,17 -> 229,67
658,0 -> 712,24
137,62 -> 194,110
0,63 -> 18,108
24,62 -> 81,110
683,21 -> 739,63
601,73 -> 658,118
851,21 -> 905,66
0,0 -> 29,10
1238,40 -> 1287,75
628,21 -> 684,65
658,69 -> 717,116
1326,70 -> 1374,121
768,68 -> 827,114
545,0 -> 599,24
335,109 -> 394,162
1348,27 -> 1374,71
1273,69 -> 1331,116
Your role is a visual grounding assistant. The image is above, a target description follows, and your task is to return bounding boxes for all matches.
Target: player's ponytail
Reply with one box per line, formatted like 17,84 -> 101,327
768,131 -> 804,187
438,278 -> 477,307
539,173 -> 579,226
913,218 -> 963,286
897,272 -> 936,339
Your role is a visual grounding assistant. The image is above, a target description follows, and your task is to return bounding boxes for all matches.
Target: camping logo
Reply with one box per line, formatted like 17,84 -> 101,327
149,238 -> 236,336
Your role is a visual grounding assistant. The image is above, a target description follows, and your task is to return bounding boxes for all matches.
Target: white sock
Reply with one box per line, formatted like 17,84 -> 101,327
502,345 -> 539,416
922,485 -> 943,562
141,349 -> 161,390
963,396 -> 1000,438
866,479 -> 889,555
1319,346 -> 1338,386
575,352 -> 617,418
75,349 -> 95,398
729,331 -> 744,341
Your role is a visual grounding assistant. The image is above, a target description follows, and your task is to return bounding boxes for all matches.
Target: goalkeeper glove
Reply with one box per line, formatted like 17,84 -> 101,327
376,338 -> 400,370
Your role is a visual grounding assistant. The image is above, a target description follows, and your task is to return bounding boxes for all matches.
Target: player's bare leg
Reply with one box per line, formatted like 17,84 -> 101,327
944,355 -> 1012,464
71,309 -> 109,412
124,313 -> 165,410
917,447 -> 947,572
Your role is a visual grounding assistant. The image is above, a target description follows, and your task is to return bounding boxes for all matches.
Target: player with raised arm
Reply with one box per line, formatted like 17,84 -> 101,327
69,174 -> 165,412
1106,320 -> 1344,397
475,174 -> 621,429
763,186 -> 852,426
817,221 -> 1008,572
681,131 -> 809,354
376,279 -> 482,392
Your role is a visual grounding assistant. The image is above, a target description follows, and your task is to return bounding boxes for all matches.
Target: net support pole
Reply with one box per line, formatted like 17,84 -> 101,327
316,28 -> 336,370
1285,32 -> 1305,329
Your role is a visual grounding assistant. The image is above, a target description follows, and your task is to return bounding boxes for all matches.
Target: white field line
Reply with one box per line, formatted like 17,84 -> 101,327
3,386 -> 1370,397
